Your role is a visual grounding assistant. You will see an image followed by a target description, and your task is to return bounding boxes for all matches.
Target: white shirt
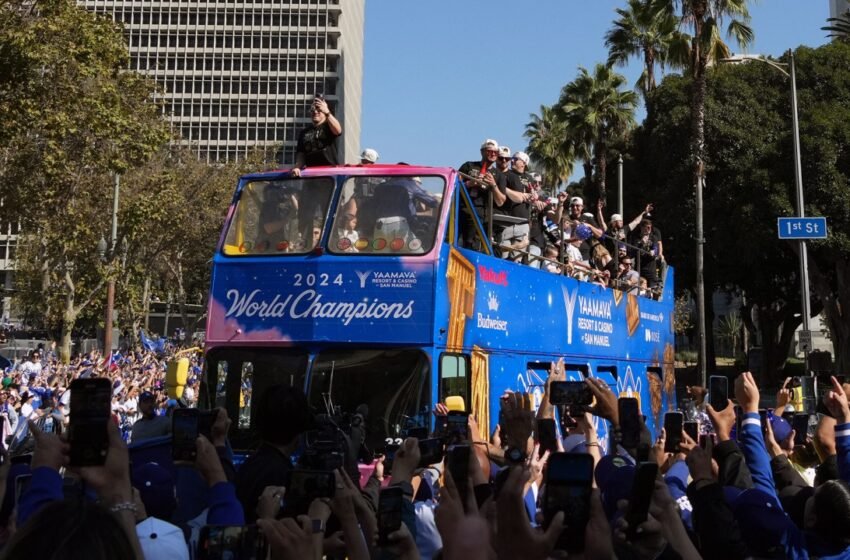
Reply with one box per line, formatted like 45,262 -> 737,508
20,403 -> 33,420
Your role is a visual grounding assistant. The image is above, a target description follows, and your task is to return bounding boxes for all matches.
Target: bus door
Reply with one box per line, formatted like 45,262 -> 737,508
438,349 -> 490,442
203,348 -> 308,450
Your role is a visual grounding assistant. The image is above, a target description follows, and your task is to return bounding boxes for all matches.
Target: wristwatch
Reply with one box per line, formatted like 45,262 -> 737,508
505,446 -> 527,464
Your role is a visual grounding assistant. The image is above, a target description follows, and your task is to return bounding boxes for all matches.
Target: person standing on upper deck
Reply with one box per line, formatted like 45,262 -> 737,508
458,139 -> 507,250
290,95 -> 342,176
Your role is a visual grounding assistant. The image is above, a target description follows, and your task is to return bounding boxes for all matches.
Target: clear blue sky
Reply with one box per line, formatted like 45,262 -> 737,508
359,0 -> 831,173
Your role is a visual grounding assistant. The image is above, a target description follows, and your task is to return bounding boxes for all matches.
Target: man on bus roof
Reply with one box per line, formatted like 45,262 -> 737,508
458,139 -> 507,249
290,94 -> 342,176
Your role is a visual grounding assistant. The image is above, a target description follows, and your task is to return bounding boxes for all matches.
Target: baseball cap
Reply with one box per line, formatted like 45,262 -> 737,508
512,151 -> 530,165
140,391 -> 155,402
135,517 -> 189,560
595,454 -> 636,519
360,148 -> 379,163
480,138 -> 499,151
769,415 -> 793,443
498,146 -> 511,158
132,463 -> 177,520
610,214 -> 623,223
569,196 -> 584,206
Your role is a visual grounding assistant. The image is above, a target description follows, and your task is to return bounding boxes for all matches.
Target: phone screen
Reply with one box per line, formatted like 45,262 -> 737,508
792,414 -> 810,446
447,444 -> 471,497
14,474 -> 32,505
69,378 -> 112,466
447,412 -> 469,444
663,412 -> 683,452
198,525 -> 267,560
198,409 -> 218,440
758,409 -> 768,432
536,418 -> 558,457
626,462 -> 658,538
544,452 -> 594,553
417,438 -> 444,468
378,487 -> 404,545
684,421 -> 699,442
382,443 -> 400,471
618,398 -> 641,449
172,409 -> 200,461
708,376 -> 728,411
549,381 -> 593,415
407,427 -> 428,440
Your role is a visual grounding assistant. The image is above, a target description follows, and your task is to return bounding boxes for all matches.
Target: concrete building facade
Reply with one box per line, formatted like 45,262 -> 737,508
78,0 -> 364,165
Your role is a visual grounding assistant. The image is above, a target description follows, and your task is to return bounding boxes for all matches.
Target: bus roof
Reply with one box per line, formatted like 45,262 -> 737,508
239,164 -> 457,182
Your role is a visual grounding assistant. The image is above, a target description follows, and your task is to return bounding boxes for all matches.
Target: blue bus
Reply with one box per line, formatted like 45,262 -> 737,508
202,165 -> 676,452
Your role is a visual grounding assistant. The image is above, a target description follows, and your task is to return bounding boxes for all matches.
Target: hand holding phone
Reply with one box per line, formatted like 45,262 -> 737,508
708,375 -> 729,411
536,418 -> 558,457
549,381 -> 593,416
544,452 -> 594,553
618,398 -> 641,450
378,487 -> 404,546
626,462 -> 658,539
198,525 -> 267,560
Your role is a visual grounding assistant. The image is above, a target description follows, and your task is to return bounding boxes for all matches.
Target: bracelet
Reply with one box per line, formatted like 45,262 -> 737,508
109,502 -> 138,514
586,441 -> 600,447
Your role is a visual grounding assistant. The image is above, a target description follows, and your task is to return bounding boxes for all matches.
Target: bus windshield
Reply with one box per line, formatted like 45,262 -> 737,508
328,175 -> 444,255
222,177 -> 335,255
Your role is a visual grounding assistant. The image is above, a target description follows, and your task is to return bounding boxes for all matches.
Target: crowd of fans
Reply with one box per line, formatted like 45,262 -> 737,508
0,345 -> 845,559
459,138 -> 665,299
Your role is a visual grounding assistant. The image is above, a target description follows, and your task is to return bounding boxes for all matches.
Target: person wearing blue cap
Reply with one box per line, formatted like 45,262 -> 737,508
130,391 -> 170,444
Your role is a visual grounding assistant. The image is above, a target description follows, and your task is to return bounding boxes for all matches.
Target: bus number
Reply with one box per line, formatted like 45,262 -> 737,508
293,273 -> 344,287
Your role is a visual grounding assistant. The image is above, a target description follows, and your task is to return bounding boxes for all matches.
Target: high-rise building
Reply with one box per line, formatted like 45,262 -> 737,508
832,0 -> 849,19
78,0 -> 364,165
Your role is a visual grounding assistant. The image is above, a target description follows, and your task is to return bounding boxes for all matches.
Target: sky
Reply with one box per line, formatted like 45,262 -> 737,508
359,0 -> 832,175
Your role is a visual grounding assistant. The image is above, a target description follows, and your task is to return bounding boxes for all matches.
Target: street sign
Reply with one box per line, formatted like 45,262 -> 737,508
777,217 -> 828,240
798,330 -> 812,352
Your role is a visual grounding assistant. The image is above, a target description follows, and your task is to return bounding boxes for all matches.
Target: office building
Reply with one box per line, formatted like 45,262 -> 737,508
79,0 -> 365,165
832,0 -> 848,19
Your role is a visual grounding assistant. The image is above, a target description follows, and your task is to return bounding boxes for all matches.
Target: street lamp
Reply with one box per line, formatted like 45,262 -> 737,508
99,174 -> 121,355
721,49 -> 812,367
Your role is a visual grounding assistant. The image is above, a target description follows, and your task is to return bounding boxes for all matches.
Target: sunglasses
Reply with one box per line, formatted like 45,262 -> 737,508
498,157 -> 511,162
485,150 -> 499,156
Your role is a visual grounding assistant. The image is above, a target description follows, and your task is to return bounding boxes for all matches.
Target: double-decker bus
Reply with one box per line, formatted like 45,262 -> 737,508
201,165 -> 676,452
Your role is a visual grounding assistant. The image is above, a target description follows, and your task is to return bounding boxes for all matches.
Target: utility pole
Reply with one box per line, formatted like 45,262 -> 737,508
696,165 -> 707,385
617,154 -> 624,217
103,174 -> 120,354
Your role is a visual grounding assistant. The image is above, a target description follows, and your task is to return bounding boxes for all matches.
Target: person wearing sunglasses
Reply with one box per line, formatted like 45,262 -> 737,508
291,94 -> 342,177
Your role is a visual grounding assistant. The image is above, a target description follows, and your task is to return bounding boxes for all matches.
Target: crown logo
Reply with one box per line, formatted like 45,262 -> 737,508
487,291 -> 499,312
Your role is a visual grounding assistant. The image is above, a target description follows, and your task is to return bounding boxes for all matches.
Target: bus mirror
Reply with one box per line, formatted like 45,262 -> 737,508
445,395 -> 466,412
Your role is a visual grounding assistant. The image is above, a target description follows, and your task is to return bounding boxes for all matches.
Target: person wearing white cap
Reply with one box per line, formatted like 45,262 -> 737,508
494,146 -> 512,178
498,151 -> 535,261
360,148 -> 379,164
561,196 -> 604,264
457,139 -> 508,249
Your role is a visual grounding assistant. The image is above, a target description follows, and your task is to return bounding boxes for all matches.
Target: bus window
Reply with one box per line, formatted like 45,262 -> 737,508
564,364 -> 590,382
328,176 -> 444,255
594,366 -> 619,393
222,177 -> 335,255
309,349 -> 430,452
439,353 -> 469,404
215,361 -> 228,409
239,362 -> 253,429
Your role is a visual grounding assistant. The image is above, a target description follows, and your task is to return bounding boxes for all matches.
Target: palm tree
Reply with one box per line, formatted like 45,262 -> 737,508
676,0 -> 753,176
559,64 -> 638,203
605,0 -> 690,94
823,3 -> 850,39
524,104 -> 574,191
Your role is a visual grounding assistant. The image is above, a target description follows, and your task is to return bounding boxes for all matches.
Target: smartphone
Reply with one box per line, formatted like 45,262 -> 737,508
378,487 -> 404,546
417,438 -> 445,468
68,378 -> 112,466
447,411 -> 469,444
684,421 -> 699,443
544,452 -> 594,553
758,409 -> 768,433
199,409 -> 219,440
626,462 -> 659,539
14,473 -> 32,505
792,414 -> 810,446
699,434 -> 715,449
663,412 -> 683,453
434,415 -> 448,437
618,398 -> 641,449
734,405 -> 743,441
284,470 -> 335,516
549,381 -> 593,415
536,418 -> 559,457
198,525 -> 268,560
708,375 -> 728,411
447,444 -> 471,499
172,408 -> 200,462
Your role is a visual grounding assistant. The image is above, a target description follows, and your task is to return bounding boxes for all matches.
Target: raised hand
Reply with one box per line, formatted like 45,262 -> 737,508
706,399 -> 736,442
586,377 -> 619,426
734,371 -> 760,413
776,378 -> 793,411
824,375 -> 850,423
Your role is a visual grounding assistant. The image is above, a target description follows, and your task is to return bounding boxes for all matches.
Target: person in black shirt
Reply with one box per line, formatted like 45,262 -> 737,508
500,151 -> 534,261
557,196 -> 604,262
458,139 -> 507,250
235,385 -> 315,523
291,95 -> 342,176
629,217 -> 664,288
